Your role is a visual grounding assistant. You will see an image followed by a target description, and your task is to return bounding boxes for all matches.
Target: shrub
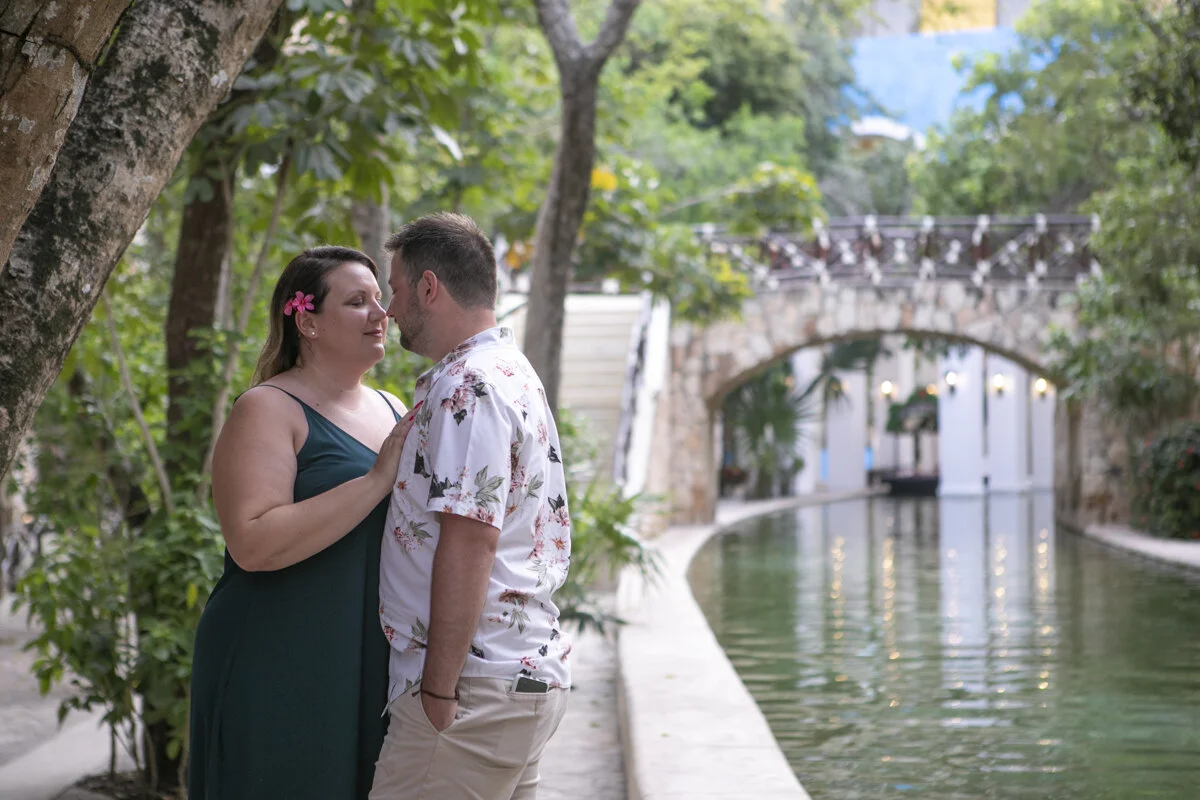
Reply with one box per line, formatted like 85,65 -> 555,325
1131,421 -> 1200,540
555,408 -> 661,633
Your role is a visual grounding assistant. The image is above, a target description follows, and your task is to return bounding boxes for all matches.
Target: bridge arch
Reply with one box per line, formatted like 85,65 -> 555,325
665,281 -> 1080,523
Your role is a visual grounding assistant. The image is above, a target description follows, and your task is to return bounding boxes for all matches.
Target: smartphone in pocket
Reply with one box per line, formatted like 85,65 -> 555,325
511,675 -> 549,694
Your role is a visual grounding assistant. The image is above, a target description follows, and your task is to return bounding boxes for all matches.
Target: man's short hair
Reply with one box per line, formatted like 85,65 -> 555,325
385,212 -> 497,310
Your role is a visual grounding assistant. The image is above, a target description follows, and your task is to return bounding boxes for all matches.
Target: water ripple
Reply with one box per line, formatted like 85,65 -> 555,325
689,496 -> 1200,799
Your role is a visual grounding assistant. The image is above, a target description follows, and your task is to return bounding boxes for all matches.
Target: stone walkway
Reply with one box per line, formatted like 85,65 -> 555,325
0,597 -> 625,800
0,599 -> 120,800
539,625 -> 626,800
0,599 -> 73,769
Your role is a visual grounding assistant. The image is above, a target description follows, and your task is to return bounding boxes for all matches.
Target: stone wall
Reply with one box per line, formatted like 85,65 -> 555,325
637,374 -> 676,538
1056,397 -> 1131,526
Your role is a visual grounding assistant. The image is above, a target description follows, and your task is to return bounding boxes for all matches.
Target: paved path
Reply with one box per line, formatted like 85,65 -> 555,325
539,625 -> 626,800
0,599 -> 120,800
0,599 -> 73,769
0,597 -> 626,800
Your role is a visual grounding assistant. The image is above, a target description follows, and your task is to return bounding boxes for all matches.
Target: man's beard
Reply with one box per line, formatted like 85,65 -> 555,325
398,299 -> 426,355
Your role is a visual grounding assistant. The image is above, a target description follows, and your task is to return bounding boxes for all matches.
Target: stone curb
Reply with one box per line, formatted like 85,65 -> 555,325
1065,519 -> 1200,570
616,490 -> 883,800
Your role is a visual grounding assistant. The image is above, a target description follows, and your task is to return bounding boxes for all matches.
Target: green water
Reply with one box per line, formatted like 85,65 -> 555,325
689,495 -> 1200,799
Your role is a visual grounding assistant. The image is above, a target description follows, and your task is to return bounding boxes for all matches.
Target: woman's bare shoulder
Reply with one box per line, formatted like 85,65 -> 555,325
225,383 -> 307,437
376,388 -> 409,416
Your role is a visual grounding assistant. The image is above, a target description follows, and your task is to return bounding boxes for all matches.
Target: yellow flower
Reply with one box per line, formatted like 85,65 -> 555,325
591,168 -> 618,193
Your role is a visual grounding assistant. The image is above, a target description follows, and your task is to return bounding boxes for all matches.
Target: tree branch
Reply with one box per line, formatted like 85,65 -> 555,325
532,0 -> 641,73
584,0 -> 641,67
101,295 -> 174,516
533,0 -> 584,65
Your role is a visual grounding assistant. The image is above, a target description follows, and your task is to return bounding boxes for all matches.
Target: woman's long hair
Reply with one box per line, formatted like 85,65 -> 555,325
252,246 -> 379,385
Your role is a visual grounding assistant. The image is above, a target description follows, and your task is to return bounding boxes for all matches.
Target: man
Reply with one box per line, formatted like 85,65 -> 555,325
372,213 -> 572,800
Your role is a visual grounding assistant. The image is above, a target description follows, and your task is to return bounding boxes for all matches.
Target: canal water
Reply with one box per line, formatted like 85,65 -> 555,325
689,495 -> 1200,799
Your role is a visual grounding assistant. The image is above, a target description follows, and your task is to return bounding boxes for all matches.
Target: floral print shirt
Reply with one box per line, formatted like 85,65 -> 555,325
380,327 -> 572,700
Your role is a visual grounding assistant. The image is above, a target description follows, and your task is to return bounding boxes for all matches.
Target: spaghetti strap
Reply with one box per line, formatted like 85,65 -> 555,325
258,383 -> 307,406
375,389 -> 402,421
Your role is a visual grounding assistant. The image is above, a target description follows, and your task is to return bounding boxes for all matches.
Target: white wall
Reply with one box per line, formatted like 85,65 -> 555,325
871,343 -> 903,471
1029,378 -> 1056,490
985,354 -> 1030,493
896,347 -> 917,471
792,348 -> 824,495
937,348 -> 986,495
826,369 -> 869,490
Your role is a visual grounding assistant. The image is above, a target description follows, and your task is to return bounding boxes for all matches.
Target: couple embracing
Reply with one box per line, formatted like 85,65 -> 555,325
188,213 -> 572,799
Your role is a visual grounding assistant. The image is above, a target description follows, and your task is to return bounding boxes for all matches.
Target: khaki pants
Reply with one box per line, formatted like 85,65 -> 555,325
369,677 -> 568,800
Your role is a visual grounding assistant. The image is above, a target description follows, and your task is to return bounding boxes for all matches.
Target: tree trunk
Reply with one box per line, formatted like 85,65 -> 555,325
525,0 -> 641,414
524,82 -> 598,412
0,0 -> 132,267
0,0 -> 286,481
352,187 -> 392,304
165,147 -> 235,478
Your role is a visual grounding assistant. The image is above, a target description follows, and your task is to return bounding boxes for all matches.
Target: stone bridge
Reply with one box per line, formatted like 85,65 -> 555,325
661,215 -> 1102,524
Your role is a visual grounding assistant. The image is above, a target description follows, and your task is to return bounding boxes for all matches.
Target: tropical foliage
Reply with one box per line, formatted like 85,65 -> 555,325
1130,422 -> 1200,541
885,387 -> 939,437
1131,0 -> 1200,174
554,411 -> 660,633
910,0 -> 1152,215
721,361 -> 815,499
886,386 -> 939,468
720,339 -> 889,499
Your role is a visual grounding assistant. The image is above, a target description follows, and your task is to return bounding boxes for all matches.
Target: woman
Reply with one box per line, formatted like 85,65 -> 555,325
190,246 -> 413,799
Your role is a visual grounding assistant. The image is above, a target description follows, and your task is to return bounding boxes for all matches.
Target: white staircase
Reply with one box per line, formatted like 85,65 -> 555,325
499,293 -> 646,483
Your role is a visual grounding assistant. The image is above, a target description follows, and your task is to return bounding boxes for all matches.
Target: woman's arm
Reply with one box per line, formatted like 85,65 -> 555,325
212,388 -> 411,572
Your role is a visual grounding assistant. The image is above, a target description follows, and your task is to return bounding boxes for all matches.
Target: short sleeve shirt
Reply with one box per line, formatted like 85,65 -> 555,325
379,327 -> 572,699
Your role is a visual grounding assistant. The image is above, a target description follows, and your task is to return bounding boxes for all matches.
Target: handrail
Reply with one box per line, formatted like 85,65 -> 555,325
611,292 -> 654,491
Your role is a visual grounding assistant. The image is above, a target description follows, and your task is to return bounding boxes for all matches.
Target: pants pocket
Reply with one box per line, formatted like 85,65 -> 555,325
404,683 -> 472,737
493,692 -> 542,767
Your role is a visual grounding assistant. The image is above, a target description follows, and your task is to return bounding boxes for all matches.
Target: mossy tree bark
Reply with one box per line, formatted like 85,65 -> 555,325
0,0 -> 132,266
165,11 -> 291,480
0,0 -> 286,480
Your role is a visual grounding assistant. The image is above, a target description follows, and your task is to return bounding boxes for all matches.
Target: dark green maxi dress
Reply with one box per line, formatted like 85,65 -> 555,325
189,388 -> 399,799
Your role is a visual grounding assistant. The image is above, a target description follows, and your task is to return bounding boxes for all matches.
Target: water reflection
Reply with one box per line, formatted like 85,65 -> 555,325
689,496 -> 1200,799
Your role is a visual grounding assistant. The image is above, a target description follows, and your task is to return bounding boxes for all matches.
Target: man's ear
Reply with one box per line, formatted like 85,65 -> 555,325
422,270 -> 440,305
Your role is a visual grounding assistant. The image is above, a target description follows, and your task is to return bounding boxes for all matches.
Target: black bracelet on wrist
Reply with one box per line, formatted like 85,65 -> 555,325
420,686 -> 459,702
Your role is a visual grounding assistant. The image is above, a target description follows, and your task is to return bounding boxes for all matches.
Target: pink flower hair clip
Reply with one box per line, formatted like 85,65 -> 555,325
283,291 -> 314,317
